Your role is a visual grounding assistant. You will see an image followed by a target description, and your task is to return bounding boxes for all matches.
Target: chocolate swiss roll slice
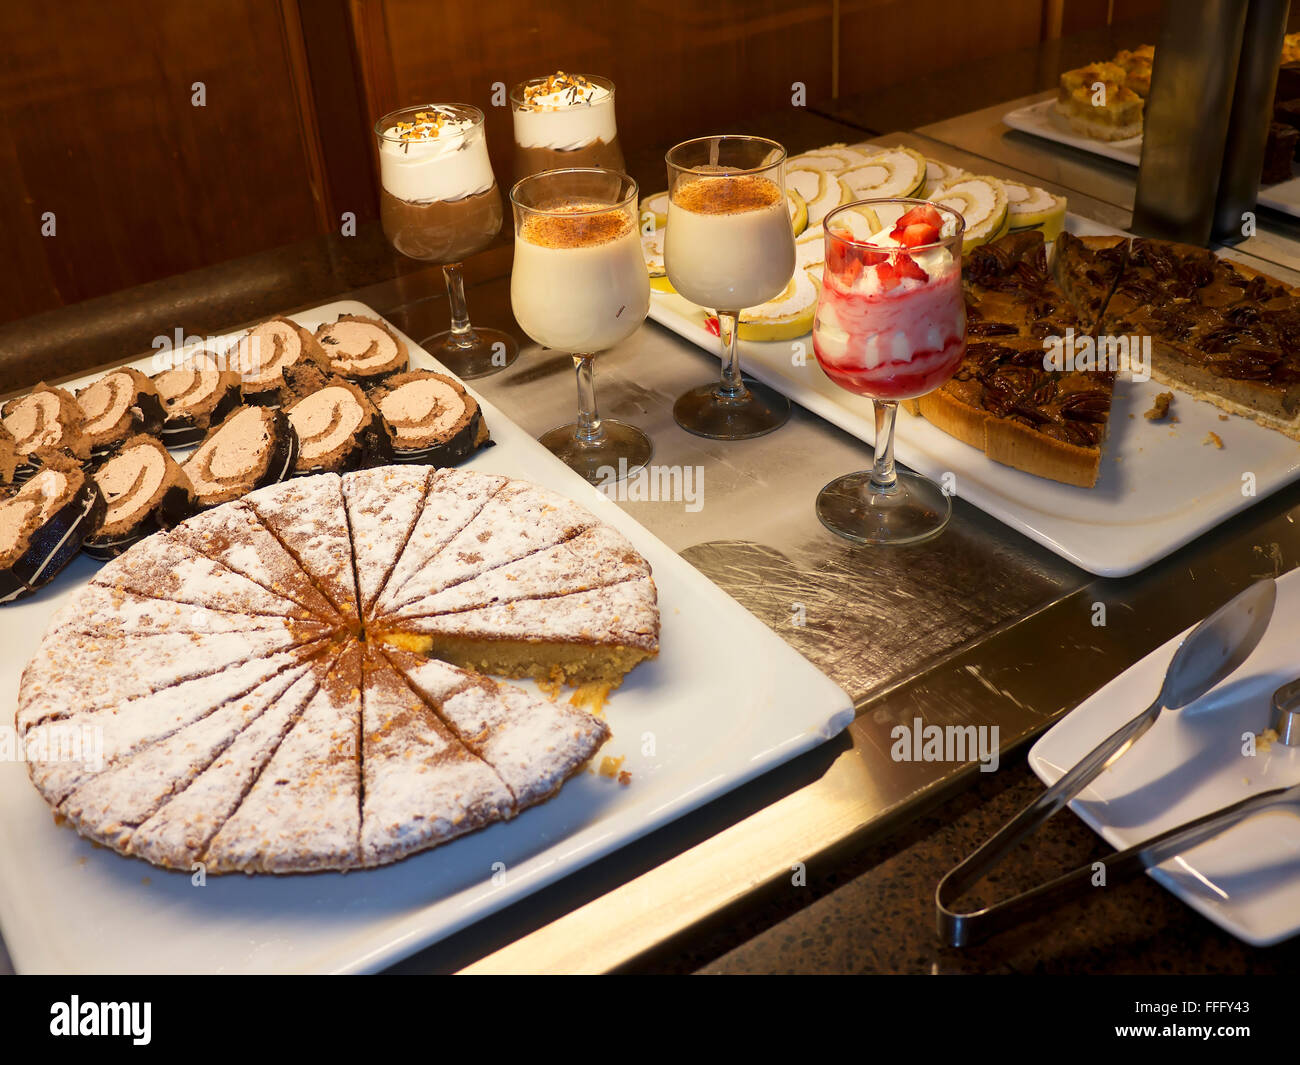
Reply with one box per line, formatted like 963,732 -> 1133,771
180,405 -> 299,509
226,317 -> 329,406
152,354 -> 242,447
75,366 -> 166,457
285,378 -> 393,475
83,436 -> 196,559
369,370 -> 489,466
0,453 -> 105,604
1,384 -> 91,480
314,314 -> 409,388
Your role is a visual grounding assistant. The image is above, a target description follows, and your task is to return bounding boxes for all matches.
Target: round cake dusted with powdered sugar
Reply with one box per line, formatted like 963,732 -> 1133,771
15,466 -> 658,874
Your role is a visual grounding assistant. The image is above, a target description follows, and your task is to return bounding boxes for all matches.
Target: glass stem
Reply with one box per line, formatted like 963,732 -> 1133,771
573,354 -> 605,445
870,399 -> 900,494
442,262 -> 477,345
715,310 -> 749,400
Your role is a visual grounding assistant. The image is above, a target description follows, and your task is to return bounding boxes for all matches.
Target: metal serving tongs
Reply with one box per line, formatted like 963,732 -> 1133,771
936,578 -> 1277,947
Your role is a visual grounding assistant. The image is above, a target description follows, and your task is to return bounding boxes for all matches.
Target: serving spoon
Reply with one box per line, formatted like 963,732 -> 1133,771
936,577 -> 1277,947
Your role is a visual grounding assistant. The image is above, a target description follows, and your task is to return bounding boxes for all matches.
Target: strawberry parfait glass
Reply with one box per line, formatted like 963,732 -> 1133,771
812,199 -> 966,545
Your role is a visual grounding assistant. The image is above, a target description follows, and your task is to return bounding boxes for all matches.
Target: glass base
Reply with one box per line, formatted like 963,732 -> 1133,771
816,469 -> 952,546
539,421 -> 653,485
421,327 -> 519,380
673,378 -> 790,440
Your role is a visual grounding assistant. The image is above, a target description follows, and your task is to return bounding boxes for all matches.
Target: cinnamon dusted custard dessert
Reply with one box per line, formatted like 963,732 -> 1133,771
314,314 -> 409,387
82,436 -> 194,559
75,366 -> 165,456
2,384 -> 91,479
179,405 -> 298,509
285,378 -> 392,475
377,105 -> 503,264
0,452 -> 104,603
511,72 -> 624,180
369,369 -> 488,465
152,354 -> 242,447
17,466 -> 655,873
226,318 -> 329,406
905,231 -> 1116,488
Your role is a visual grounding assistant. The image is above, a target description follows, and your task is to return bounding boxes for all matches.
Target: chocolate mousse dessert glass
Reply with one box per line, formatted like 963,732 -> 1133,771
509,168 -> 651,483
374,104 -> 518,378
664,136 -> 795,439
510,73 -> 624,181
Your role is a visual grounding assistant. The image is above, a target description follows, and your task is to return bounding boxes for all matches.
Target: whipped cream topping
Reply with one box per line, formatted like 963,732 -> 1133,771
0,469 -> 69,554
513,73 -> 617,151
288,386 -> 366,459
97,444 -> 166,529
77,372 -> 135,435
317,320 -> 400,372
379,106 -> 494,204
3,392 -> 65,452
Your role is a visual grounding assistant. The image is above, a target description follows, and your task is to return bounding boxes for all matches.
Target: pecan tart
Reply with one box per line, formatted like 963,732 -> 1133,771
906,231 -> 1116,488
1100,238 -> 1300,437
1053,231 -> 1128,334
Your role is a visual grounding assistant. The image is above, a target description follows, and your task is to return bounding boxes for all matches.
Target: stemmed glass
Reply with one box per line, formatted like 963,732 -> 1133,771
509,168 -> 651,483
664,135 -> 795,439
812,199 -> 967,545
374,103 -> 518,379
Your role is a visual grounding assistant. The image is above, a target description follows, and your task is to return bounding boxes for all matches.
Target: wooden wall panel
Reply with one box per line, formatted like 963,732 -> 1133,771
0,0 -> 324,323
375,0 -> 835,189
837,0 -> 1044,97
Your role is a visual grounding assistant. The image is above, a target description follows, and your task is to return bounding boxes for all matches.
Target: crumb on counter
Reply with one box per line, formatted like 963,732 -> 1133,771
1144,392 -> 1173,421
598,755 -> 625,778
617,770 -> 632,786
1218,413 -> 1229,421
1257,727 -> 1279,752
1204,431 -> 1224,449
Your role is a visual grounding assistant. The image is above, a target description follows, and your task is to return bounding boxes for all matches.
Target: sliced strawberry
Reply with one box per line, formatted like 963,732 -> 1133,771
894,204 -> 943,229
896,222 -> 941,248
826,238 -> 855,276
705,316 -> 720,336
860,246 -> 888,265
875,261 -> 901,291
894,252 -> 929,283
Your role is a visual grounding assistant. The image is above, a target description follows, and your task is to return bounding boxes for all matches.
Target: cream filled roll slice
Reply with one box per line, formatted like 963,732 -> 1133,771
179,405 -> 298,509
285,378 -> 392,474
75,366 -> 166,456
368,370 -> 488,465
83,435 -> 195,559
313,314 -> 409,387
225,317 -> 329,406
2,384 -> 91,476
152,354 -> 242,447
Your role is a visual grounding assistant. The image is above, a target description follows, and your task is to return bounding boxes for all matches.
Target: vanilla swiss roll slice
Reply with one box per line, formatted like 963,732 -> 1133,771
226,317 -> 329,406
368,370 -> 488,466
314,315 -> 409,388
180,405 -> 299,509
83,436 -> 195,559
152,353 -> 242,447
2,384 -> 91,478
285,378 -> 393,475
0,452 -> 105,604
75,367 -> 166,456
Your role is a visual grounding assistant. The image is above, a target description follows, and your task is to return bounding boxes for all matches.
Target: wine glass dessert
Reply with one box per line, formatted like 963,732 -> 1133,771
509,168 -> 651,483
510,73 -> 624,181
664,136 -> 795,439
374,103 -> 518,379
812,199 -> 966,545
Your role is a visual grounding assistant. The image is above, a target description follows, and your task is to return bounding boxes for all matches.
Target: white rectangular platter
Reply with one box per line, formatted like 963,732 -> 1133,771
1002,96 -> 1300,217
0,299 -> 854,974
647,215 -> 1300,577
1029,567 -> 1300,946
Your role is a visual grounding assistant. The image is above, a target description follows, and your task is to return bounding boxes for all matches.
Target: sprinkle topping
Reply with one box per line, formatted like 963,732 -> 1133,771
521,72 -> 605,110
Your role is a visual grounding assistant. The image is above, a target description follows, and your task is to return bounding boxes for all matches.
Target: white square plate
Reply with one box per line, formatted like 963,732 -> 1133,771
1029,567 -> 1300,946
0,301 -> 854,973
